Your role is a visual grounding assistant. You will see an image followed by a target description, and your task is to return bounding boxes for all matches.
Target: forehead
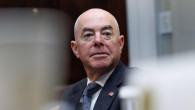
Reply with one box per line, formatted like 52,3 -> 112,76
76,10 -> 117,32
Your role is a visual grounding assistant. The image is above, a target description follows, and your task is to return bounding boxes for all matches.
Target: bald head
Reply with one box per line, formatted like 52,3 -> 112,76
74,8 -> 120,39
70,8 -> 125,78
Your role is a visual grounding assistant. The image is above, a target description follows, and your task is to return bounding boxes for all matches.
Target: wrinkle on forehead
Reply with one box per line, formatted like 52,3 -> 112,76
74,8 -> 120,40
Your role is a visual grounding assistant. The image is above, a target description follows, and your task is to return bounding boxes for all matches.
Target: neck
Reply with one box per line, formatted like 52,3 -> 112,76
86,65 -> 117,81
84,61 -> 120,82
86,71 -> 106,82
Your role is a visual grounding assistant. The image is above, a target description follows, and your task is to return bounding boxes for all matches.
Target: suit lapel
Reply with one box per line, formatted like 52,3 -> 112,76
94,61 -> 127,110
94,81 -> 119,110
70,79 -> 87,109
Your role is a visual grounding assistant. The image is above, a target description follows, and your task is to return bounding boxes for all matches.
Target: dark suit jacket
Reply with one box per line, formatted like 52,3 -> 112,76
60,61 -> 136,110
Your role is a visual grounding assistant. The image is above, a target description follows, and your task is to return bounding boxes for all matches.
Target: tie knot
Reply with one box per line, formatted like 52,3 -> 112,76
83,82 -> 101,96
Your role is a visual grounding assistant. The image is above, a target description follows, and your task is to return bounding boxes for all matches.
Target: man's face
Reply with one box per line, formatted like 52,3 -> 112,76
71,11 -> 124,72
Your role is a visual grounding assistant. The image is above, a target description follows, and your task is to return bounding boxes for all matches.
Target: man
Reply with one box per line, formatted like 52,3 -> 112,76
61,8 -> 135,110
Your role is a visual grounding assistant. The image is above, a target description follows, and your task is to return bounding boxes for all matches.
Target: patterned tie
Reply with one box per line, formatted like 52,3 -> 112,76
78,82 -> 101,110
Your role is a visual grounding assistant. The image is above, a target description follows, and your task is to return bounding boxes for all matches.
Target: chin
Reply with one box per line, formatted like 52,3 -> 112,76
91,61 -> 112,69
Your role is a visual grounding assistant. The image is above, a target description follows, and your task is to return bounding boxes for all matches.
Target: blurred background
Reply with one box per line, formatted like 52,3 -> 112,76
0,0 -> 128,109
0,0 -> 195,110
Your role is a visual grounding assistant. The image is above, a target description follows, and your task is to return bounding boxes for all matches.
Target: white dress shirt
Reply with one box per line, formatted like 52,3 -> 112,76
86,68 -> 114,110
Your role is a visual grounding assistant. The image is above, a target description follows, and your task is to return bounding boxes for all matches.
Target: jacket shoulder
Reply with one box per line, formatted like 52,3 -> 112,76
61,78 -> 87,101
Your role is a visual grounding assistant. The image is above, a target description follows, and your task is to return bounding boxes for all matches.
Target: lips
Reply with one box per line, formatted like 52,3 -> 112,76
90,52 -> 109,57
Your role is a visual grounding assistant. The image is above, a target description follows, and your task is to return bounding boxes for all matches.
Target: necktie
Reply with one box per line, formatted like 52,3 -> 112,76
78,82 -> 101,110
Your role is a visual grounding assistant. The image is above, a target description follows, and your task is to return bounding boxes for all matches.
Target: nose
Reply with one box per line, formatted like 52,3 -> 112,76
94,33 -> 104,47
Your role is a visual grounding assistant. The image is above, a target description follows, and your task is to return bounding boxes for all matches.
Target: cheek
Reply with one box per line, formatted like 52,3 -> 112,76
107,38 -> 118,48
78,43 -> 91,56
107,40 -> 121,54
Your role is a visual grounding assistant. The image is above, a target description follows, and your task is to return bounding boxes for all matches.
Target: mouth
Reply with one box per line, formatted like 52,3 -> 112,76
90,52 -> 109,58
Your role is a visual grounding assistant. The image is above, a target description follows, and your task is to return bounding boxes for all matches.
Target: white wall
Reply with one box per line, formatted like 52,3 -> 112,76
171,0 -> 195,53
126,0 -> 195,65
126,0 -> 157,67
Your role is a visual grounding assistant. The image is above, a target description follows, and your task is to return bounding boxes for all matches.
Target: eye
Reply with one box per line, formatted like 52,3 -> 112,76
85,33 -> 93,37
83,32 -> 94,41
102,32 -> 112,39
104,32 -> 111,36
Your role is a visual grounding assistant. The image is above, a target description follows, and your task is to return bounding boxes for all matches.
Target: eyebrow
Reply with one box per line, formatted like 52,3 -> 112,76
82,28 -> 94,33
101,25 -> 113,31
82,25 -> 113,34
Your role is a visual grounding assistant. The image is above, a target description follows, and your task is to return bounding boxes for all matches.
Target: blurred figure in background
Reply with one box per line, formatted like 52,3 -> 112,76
120,51 -> 195,110
60,8 -> 136,110
0,8 -> 71,110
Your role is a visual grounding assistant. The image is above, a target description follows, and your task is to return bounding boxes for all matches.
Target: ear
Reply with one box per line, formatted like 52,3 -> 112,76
71,41 -> 80,59
119,35 -> 124,53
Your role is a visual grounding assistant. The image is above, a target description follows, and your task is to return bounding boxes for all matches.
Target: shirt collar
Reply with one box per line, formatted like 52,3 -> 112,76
87,68 -> 115,87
